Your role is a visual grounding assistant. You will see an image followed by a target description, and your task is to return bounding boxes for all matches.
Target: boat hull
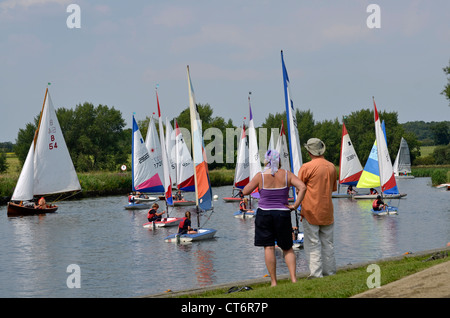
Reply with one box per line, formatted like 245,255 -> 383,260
371,206 -> 398,215
173,200 -> 196,206
124,202 -> 153,210
7,202 -> 58,217
222,197 -> 241,202
233,210 -> 256,219
143,217 -> 182,229
164,228 -> 216,243
353,193 -> 407,200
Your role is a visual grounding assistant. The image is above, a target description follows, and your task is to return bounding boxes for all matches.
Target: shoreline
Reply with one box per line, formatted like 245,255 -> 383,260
143,246 -> 450,298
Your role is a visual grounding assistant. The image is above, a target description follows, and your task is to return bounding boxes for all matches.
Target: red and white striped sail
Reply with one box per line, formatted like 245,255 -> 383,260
339,122 -> 363,185
373,98 -> 397,193
234,123 -> 249,189
175,119 -> 195,192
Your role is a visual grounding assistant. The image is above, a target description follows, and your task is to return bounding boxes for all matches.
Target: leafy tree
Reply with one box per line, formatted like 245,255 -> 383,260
442,60 -> 450,106
430,122 -> 450,145
0,151 -> 8,173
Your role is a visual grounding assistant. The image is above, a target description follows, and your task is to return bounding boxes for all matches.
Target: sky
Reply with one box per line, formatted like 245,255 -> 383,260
1,0 -> 449,143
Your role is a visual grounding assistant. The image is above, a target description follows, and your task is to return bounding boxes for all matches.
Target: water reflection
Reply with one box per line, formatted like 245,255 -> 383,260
0,178 -> 448,297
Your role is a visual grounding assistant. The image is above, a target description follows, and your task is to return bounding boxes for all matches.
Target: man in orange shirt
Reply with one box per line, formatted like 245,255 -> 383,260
298,138 -> 337,278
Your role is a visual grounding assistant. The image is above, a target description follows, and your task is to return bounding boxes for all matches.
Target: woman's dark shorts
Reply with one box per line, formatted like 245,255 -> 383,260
254,208 -> 293,251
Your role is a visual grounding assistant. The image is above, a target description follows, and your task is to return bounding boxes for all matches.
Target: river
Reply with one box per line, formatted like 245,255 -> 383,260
0,177 -> 448,297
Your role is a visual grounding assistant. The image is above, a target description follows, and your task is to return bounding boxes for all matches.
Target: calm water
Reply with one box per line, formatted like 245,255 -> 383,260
0,177 -> 448,297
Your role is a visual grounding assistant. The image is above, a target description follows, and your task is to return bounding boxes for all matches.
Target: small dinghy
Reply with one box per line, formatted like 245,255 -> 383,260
143,217 -> 182,229
371,206 -> 398,216
164,228 -> 217,243
233,210 -> 256,219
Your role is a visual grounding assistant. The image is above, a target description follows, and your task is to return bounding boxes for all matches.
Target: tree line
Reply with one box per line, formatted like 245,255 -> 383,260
8,101 -> 449,174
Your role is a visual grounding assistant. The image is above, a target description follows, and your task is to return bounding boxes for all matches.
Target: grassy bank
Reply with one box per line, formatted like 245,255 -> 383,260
175,249 -> 450,298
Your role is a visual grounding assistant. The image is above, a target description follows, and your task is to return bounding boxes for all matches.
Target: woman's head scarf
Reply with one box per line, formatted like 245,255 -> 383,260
264,149 -> 280,176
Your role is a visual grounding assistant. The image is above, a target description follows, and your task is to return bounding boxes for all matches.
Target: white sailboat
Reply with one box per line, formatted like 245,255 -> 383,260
165,118 -> 178,187
7,88 -> 81,216
281,50 -> 303,247
393,137 -> 414,179
275,120 -> 291,172
223,122 -> 250,202
164,66 -> 216,242
333,122 -> 363,198
248,93 -> 262,199
173,119 -> 196,206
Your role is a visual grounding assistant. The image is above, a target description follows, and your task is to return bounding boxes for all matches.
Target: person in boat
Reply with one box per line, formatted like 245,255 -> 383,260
370,188 -> 378,195
347,185 -> 357,195
35,197 -> 47,209
174,190 -> 183,201
243,149 -> 306,287
298,138 -> 337,279
372,195 -> 387,211
128,193 -> 135,203
239,197 -> 254,214
147,203 -> 165,222
178,211 -> 197,235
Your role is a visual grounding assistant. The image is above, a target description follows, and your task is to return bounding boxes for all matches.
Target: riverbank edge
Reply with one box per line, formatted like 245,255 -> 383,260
142,245 -> 450,298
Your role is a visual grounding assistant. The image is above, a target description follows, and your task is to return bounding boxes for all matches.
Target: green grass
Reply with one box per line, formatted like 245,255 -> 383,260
179,252 -> 450,298
419,145 -> 435,157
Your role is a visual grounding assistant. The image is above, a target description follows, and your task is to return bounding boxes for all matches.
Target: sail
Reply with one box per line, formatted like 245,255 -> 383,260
393,137 -> 412,176
281,51 -> 303,178
187,65 -> 213,211
275,120 -> 291,171
234,123 -> 250,189
33,89 -> 81,196
175,120 -> 195,192
132,115 -> 164,193
248,95 -> 261,180
11,140 -> 35,201
143,116 -> 165,192
373,98 -> 399,194
165,118 -> 177,187
156,90 -> 173,206
356,140 -> 380,189
339,123 -> 363,185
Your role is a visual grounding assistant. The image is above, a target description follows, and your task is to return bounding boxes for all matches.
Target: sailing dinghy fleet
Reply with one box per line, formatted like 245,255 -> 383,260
8,54 -> 411,250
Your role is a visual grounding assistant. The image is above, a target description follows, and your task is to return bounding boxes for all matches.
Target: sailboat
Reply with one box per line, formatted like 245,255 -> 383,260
281,50 -> 303,247
333,122 -> 363,198
223,122 -> 250,202
370,97 -> 401,214
125,114 -> 163,210
173,119 -> 196,206
164,66 -> 216,242
275,120 -> 291,172
7,88 -> 81,216
248,93 -> 262,199
355,116 -> 406,200
143,88 -> 181,228
393,137 -> 414,179
165,118 -> 178,187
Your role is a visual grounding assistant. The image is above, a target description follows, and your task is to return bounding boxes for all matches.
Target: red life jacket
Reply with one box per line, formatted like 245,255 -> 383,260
178,217 -> 187,229
239,200 -> 246,211
372,200 -> 380,209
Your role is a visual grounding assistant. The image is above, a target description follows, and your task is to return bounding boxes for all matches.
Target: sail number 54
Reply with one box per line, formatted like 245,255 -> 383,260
49,135 -> 58,150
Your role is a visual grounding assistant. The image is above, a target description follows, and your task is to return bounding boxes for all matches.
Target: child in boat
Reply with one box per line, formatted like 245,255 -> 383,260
178,211 -> 197,235
147,203 -> 165,222
347,185 -> 357,195
370,188 -> 378,195
372,195 -> 387,211
239,197 -> 254,213
35,197 -> 47,209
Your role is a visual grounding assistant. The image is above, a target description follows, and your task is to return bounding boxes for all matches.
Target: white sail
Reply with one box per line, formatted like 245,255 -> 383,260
393,137 -> 412,176
11,140 -> 35,201
144,116 -> 165,191
165,117 -> 177,187
234,123 -> 250,189
33,90 -> 81,196
339,122 -> 363,185
156,91 -> 173,205
248,94 -> 261,180
175,120 -> 195,192
275,121 -> 291,172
